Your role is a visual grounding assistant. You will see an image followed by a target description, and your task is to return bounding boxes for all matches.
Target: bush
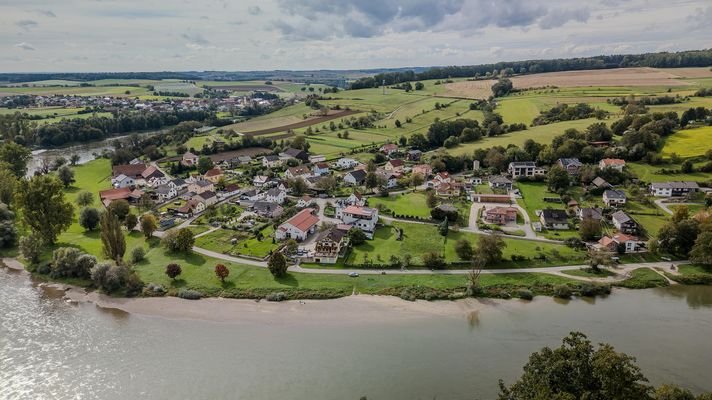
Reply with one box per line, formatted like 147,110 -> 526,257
130,247 -> 146,264
517,289 -> 534,300
90,263 -> 129,293
177,289 -> 203,300
554,284 -> 572,299
125,272 -> 144,297
265,292 -> 287,302
143,283 -> 166,296
19,234 -> 42,265
79,207 -> 100,231
50,247 -> 97,279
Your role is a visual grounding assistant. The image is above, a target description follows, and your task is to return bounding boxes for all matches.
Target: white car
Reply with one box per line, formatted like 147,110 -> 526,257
348,272 -> 359,278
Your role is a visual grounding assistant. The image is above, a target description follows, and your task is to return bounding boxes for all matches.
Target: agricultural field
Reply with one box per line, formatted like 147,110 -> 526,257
662,126 -> 712,158
152,80 -> 203,96
627,162 -> 712,183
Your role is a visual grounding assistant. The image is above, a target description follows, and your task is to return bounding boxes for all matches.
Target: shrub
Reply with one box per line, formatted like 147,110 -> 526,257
79,207 -> 100,231
265,292 -> 287,302
517,289 -> 534,300
143,283 -> 166,296
90,263 -> 129,293
125,272 -> 144,297
19,234 -> 42,265
554,284 -> 572,299
177,289 -> 203,300
50,247 -> 97,279
165,263 -> 182,280
130,247 -> 146,264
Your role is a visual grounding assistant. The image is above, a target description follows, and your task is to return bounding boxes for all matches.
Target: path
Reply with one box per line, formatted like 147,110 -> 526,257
654,199 -> 700,216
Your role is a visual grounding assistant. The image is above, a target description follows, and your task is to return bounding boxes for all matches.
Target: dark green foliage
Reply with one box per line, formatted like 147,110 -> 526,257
79,207 -> 100,231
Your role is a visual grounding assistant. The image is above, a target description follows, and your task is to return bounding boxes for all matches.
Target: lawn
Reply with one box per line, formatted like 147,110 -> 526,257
561,268 -> 616,278
662,126 -> 712,158
516,181 -> 564,220
614,268 -> 669,289
342,221 -> 585,268
367,192 -> 432,218
627,162 -> 712,182
194,226 -> 279,259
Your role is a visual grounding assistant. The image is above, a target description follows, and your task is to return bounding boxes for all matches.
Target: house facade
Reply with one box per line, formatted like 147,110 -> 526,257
507,161 -> 543,179
649,181 -> 700,197
336,205 -> 378,238
558,158 -> 583,175
276,208 -> 320,241
539,209 -> 569,230
603,189 -> 627,207
484,206 -> 518,225
611,210 -> 638,234
312,228 -> 348,264
188,180 -> 215,195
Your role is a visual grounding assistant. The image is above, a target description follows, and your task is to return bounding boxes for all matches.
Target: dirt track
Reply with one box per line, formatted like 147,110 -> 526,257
241,109 -> 360,136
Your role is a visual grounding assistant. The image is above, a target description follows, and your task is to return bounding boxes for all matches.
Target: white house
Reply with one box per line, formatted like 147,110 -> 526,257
599,158 -> 626,172
377,171 -> 398,189
262,155 -> 283,168
276,208 -> 320,241
188,180 -> 214,195
507,161 -> 544,179
169,179 -> 187,190
649,181 -> 700,197
297,195 -> 315,208
336,205 -> 379,239
344,193 -> 366,206
312,162 -> 330,176
194,191 -> 218,208
603,190 -> 627,207
285,165 -> 312,180
336,158 -> 359,169
154,185 -> 177,201
112,174 -> 135,188
264,188 -> 287,204
344,169 -> 367,186
181,152 -> 199,167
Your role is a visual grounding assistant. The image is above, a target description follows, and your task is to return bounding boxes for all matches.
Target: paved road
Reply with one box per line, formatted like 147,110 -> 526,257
654,199 -> 699,216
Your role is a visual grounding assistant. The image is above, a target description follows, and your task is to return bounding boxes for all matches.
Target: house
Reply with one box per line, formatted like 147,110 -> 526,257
406,149 -> 422,161
111,174 -> 135,189
309,154 -> 326,163
264,188 -> 287,204
470,177 -> 483,185
312,227 -> 348,264
599,158 -> 626,171
603,189 -> 627,207
344,169 -> 367,186
344,193 -> 366,206
253,175 -> 269,187
433,172 -> 451,184
377,171 -> 399,189
252,201 -> 284,218
539,209 -> 569,230
297,195 -> 314,208
285,165 -> 312,180
384,159 -> 405,173
223,184 -> 240,196
558,158 -> 584,175
204,168 -> 223,184
312,162 -> 330,176
146,175 -> 169,188
611,210 -> 638,234
188,180 -> 214,195
598,233 -> 645,253
112,163 -> 147,179
129,158 -> 143,165
380,143 -> 399,156
172,199 -> 202,216
236,155 -> 252,165
412,164 -> 433,178
262,155 -> 282,168
649,181 -> 700,197
194,191 -> 218,208
488,175 -> 513,191
181,152 -> 199,167
154,185 -> 177,201
141,166 -> 165,182
241,189 -> 262,202
280,148 -> 309,162
507,161 -> 543,179
276,208 -> 320,241
336,205 -> 378,238
577,207 -> 603,221
435,182 -> 461,197
590,177 -> 612,190
99,187 -> 132,207
335,158 -> 359,169
169,178 -> 187,190
484,206 -> 518,225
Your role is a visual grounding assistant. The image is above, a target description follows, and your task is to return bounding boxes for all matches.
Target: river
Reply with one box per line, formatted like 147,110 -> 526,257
1,266 -> 711,400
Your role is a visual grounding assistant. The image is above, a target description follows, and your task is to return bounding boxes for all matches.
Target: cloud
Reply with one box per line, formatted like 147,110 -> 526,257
686,6 -> 712,30
35,9 -> 56,17
248,6 -> 262,15
539,8 -> 590,29
16,20 -> 39,30
14,42 -> 36,51
181,32 -> 210,45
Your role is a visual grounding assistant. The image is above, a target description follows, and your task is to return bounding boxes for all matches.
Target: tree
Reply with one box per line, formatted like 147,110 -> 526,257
140,214 -> 158,239
107,199 -> 130,221
0,167 -> 17,206
14,175 -> 73,244
197,156 -> 214,174
315,175 -> 338,194
438,218 -> 449,236
138,192 -> 154,212
90,263 -> 129,293
690,230 -> 712,265
491,78 -> 513,97
79,207 -> 101,231
395,119 -> 402,128
422,252 -> 446,270
655,384 -> 697,400
579,218 -> 602,241
288,177 -> 308,195
70,154 -> 81,166
100,211 -> 126,263
547,164 -> 570,192
125,213 -> 138,231
657,218 -> 699,256
130,246 -> 146,264
175,228 -> 195,252
588,249 -> 614,272
411,173 -> 424,187
477,234 -> 506,266
268,252 -> 288,277
57,165 -> 75,188
215,264 -> 230,283
0,141 -> 32,178
19,234 -> 42,264
426,190 -> 438,208
76,191 -> 94,207
50,247 -> 97,279
455,239 -> 474,260
498,332 -> 653,400
348,228 -> 367,246
165,263 -> 182,280
467,255 -> 485,295
365,172 -> 379,190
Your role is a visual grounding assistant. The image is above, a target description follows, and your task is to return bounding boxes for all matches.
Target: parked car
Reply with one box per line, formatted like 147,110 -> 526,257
348,272 -> 359,278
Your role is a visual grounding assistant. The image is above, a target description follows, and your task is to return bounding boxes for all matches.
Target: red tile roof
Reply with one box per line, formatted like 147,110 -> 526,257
283,208 -> 320,233
99,187 -> 131,201
343,205 -> 376,217
204,168 -> 223,177
112,164 -> 146,178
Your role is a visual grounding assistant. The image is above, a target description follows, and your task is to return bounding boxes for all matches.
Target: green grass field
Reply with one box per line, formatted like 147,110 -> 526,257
516,182 -> 565,220
194,226 -> 279,259
662,126 -> 712,158
367,192 -> 432,218
627,162 -> 712,182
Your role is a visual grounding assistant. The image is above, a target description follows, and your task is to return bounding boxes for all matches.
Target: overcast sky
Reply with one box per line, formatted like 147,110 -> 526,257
1,0 -> 711,72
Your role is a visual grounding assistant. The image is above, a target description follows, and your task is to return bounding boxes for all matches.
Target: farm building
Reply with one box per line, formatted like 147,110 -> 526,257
276,208 -> 320,241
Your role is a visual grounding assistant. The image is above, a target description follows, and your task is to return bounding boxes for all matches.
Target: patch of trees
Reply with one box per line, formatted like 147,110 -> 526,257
680,106 -> 712,127
655,206 -> 712,263
153,91 -> 190,97
694,87 -> 712,97
348,49 -> 712,89
532,103 -> 608,125
491,78 -> 513,97
608,95 -> 683,106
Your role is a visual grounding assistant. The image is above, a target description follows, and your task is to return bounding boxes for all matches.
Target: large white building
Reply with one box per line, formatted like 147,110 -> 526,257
336,205 -> 379,238
276,209 -> 320,241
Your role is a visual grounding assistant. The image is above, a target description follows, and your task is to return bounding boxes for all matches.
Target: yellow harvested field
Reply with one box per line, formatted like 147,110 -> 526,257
442,80 -> 494,99
659,67 -> 712,79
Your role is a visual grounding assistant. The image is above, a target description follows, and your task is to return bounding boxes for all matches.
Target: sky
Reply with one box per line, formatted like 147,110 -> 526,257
1,0 -> 711,72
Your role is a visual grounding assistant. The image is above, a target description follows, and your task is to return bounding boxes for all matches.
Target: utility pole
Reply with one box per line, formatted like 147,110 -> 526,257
382,79 -> 386,95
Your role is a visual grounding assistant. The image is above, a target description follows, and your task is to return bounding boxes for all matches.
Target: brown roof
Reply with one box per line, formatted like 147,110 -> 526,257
112,164 -> 146,178
141,165 -> 163,179
204,168 -> 223,177
343,205 -> 376,217
287,166 -> 311,176
283,208 -> 320,233
99,187 -> 132,201
601,158 -> 625,166
486,206 -> 518,215
387,159 -> 404,167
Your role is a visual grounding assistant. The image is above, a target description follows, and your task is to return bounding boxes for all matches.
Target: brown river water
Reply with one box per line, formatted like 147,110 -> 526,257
1,266 -> 711,400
